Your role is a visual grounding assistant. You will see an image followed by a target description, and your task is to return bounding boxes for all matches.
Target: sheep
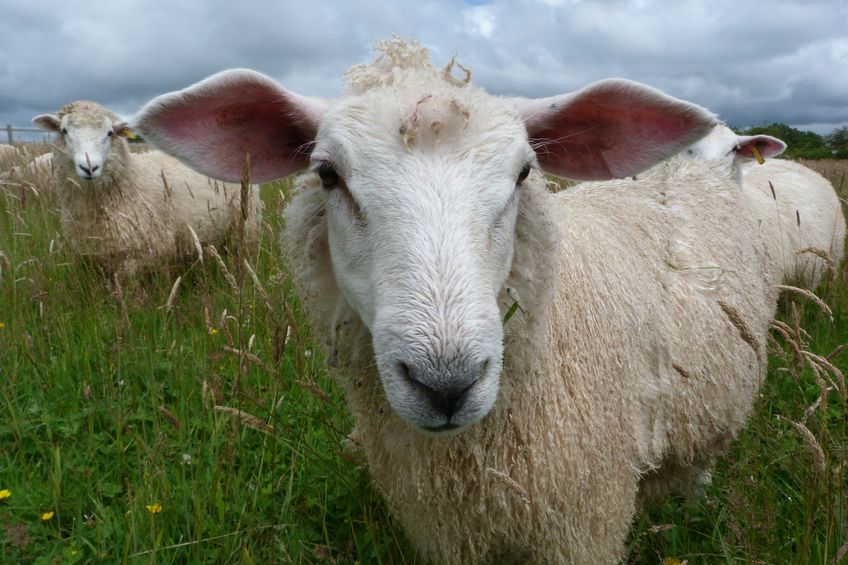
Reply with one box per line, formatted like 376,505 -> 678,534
0,144 -> 16,161
686,123 -> 845,288
1,153 -> 53,198
134,38 -> 777,564
32,100 -> 263,274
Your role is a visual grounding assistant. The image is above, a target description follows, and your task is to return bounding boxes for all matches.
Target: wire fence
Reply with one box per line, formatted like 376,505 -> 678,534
4,124 -> 54,145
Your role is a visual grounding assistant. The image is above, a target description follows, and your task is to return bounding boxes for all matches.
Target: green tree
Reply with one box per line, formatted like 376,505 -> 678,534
824,126 -> 848,159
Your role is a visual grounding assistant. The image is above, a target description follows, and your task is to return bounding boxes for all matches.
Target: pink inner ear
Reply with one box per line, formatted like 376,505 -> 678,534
735,135 -> 787,160
523,80 -> 716,180
135,70 -> 325,183
32,114 -> 60,133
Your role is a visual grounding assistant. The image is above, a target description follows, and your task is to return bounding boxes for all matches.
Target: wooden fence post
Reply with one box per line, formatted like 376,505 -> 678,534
5,124 -> 13,145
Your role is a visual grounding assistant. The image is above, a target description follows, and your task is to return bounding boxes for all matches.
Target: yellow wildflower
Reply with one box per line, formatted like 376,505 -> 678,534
0,489 -> 10,500
41,511 -> 54,521
0,322 -> 5,330
146,503 -> 162,514
208,327 -> 218,336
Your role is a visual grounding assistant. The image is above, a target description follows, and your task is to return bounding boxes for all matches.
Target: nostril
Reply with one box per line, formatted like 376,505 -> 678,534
78,164 -> 91,175
398,361 -> 413,383
91,165 -> 99,172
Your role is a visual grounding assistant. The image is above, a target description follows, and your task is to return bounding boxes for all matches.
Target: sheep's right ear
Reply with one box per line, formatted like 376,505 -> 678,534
734,134 -> 786,161
112,121 -> 140,141
32,114 -> 60,132
132,69 -> 328,183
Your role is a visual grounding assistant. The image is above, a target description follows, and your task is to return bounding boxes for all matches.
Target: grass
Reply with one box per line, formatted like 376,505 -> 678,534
1,151 -> 846,564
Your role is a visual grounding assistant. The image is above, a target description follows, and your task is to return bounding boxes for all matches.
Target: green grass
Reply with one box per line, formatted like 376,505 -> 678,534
1,160 -> 846,564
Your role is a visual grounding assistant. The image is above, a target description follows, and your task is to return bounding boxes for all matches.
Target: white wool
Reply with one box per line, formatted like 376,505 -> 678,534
741,159 -> 846,288
0,144 -> 17,160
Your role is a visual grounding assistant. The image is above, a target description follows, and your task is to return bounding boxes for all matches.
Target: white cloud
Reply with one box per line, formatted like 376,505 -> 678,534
462,5 -> 499,39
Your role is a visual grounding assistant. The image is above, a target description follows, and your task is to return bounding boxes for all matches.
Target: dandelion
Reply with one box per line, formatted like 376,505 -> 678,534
209,327 -> 219,336
0,322 -> 5,330
40,511 -> 54,521
0,489 -> 10,500
145,503 -> 162,514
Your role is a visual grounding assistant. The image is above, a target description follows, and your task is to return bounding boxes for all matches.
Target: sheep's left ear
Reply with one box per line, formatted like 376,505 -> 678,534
32,114 -> 60,132
733,134 -> 786,161
133,68 -> 328,183
112,121 -> 139,140
516,79 -> 717,180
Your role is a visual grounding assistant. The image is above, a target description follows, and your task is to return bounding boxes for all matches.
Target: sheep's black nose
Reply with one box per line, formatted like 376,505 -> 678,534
78,163 -> 98,175
398,359 -> 486,421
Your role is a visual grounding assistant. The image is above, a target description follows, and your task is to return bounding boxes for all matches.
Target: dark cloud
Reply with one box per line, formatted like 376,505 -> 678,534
2,0 -> 846,143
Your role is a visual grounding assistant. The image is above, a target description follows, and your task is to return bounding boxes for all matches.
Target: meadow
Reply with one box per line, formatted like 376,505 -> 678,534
0,147 -> 846,564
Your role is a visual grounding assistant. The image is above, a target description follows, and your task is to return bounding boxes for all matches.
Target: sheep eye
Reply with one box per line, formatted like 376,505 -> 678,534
317,162 -> 341,189
107,130 -> 114,137
517,163 -> 531,184
60,128 -> 68,135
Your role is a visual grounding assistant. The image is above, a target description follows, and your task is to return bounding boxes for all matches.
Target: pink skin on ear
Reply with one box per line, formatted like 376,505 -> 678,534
32,114 -> 60,132
133,69 -> 327,183
734,135 -> 787,160
520,79 -> 717,180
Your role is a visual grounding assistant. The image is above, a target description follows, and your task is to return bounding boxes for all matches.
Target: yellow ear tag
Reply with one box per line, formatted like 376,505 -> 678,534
751,145 -> 765,165
121,128 -> 139,141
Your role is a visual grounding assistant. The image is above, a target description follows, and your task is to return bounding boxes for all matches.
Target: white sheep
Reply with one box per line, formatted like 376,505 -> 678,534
134,38 -> 777,564
32,100 -> 263,274
0,144 -> 16,160
687,124 -> 845,288
1,153 -> 53,198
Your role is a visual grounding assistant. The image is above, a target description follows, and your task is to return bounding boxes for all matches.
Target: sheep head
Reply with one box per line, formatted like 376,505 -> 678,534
33,101 -> 131,180
133,45 -> 715,434
685,123 -> 786,182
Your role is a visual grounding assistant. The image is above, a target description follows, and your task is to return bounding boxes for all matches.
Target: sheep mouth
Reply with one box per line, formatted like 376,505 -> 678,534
422,422 -> 462,433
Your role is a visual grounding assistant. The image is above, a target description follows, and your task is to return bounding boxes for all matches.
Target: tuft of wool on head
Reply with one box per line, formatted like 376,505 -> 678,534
57,100 -> 119,123
345,36 -> 474,95
344,37 -> 478,149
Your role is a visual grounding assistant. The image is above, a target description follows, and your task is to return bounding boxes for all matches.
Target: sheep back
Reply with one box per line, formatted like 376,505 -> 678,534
742,159 -> 845,288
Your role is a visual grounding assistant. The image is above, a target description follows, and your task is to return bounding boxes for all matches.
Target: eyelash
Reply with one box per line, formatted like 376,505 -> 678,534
517,163 -> 531,184
316,161 -> 343,189
314,161 -> 365,224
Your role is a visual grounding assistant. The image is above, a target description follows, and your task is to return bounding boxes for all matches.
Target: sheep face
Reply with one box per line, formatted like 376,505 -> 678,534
309,91 -> 533,432
33,102 -> 129,181
134,58 -> 716,434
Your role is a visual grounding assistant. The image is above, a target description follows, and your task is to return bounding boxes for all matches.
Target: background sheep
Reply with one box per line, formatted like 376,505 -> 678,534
1,152 -> 53,199
0,144 -> 17,161
687,123 -> 845,288
134,39 -> 777,563
32,100 -> 263,274
744,159 -> 845,287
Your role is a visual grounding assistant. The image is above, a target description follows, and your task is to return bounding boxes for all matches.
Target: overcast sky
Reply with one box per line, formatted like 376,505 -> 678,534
1,0 -> 847,143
